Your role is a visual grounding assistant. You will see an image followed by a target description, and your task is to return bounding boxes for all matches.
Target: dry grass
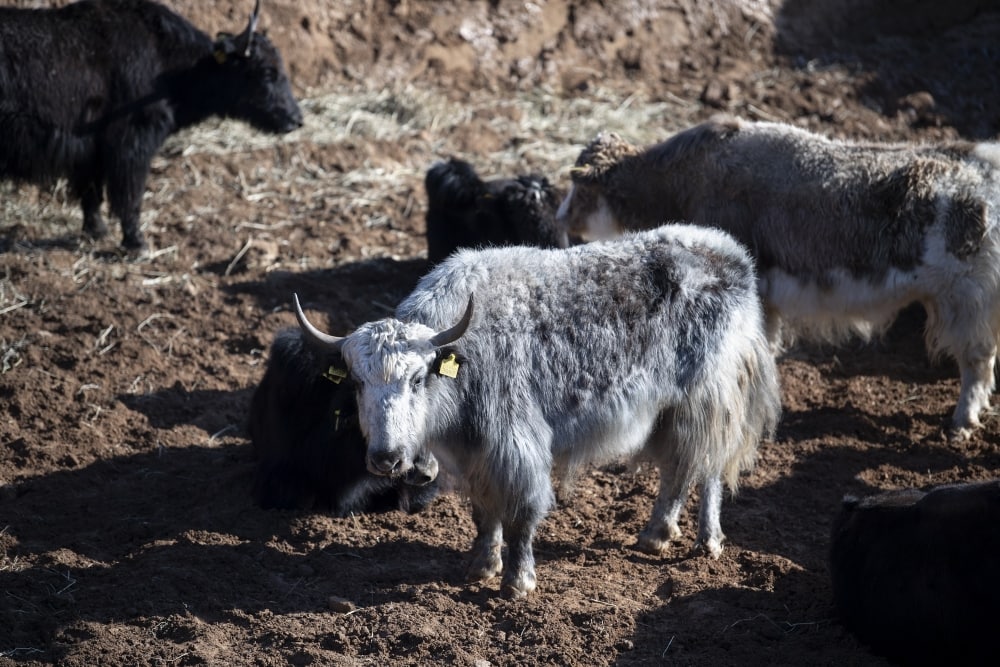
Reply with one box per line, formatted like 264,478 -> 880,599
0,83 -> 704,319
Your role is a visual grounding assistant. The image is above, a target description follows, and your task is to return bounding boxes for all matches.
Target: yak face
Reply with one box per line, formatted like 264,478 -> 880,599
212,31 -> 302,133
293,294 -> 474,480
340,319 -> 442,478
555,182 -> 621,241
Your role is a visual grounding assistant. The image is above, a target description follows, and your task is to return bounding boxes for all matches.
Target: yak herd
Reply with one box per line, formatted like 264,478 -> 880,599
2,0 -> 999,664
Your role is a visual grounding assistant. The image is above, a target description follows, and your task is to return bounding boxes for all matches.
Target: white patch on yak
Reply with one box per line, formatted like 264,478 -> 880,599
556,185 -> 621,241
583,195 -> 622,241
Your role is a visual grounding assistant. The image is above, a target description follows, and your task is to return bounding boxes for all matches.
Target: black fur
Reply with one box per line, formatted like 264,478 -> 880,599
0,0 -> 303,249
830,481 -> 1000,666
247,328 -> 439,515
424,158 -> 568,265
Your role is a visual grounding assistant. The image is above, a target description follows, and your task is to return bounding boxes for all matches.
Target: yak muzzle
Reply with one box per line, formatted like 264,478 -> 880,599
405,452 -> 439,487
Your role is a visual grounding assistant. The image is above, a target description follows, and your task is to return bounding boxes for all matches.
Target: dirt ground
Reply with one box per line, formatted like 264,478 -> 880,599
3,1 -> 1000,665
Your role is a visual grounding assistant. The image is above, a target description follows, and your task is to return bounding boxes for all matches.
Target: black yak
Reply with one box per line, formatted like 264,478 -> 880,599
0,0 -> 303,250
830,481 -> 1000,665
424,158 -> 568,265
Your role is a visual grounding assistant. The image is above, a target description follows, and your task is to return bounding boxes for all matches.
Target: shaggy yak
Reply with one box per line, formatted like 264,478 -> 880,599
559,115 -> 1000,439
0,0 -> 303,250
424,157 -> 568,265
293,224 -> 780,598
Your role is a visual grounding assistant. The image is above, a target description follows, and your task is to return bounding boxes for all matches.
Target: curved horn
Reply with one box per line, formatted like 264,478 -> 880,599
429,294 -> 474,347
293,293 -> 345,354
235,0 -> 262,57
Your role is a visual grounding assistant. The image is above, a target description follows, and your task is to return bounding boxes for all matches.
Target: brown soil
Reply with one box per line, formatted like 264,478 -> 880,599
3,1 -> 1000,665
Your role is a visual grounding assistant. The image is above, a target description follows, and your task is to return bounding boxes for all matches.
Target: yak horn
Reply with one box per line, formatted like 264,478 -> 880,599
429,295 -> 474,348
235,0 -> 262,57
293,293 -> 345,354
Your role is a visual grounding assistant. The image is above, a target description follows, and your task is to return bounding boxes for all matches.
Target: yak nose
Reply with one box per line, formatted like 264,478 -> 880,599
367,450 -> 405,477
405,455 -> 439,486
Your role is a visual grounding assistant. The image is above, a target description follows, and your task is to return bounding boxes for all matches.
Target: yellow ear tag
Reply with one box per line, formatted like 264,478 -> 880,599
438,353 -> 460,379
214,49 -> 227,64
333,408 -> 341,431
322,366 -> 347,384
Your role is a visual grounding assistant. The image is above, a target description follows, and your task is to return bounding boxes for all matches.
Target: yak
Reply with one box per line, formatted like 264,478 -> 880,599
293,224 -> 781,598
248,327 -> 440,515
559,116 -> 1000,439
830,481 -> 1000,665
0,0 -> 303,250
424,158 -> 568,265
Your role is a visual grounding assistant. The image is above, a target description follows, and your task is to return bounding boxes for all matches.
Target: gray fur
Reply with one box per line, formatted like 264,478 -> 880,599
561,116 -> 1000,438
301,224 -> 781,598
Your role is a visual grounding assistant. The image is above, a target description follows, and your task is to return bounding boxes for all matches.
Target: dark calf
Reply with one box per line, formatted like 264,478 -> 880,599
425,158 -> 568,265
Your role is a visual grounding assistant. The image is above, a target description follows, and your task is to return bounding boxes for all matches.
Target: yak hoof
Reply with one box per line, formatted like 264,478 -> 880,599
636,523 -> 682,555
466,548 -> 502,583
500,573 -> 536,600
691,537 -> 724,560
946,424 -> 974,443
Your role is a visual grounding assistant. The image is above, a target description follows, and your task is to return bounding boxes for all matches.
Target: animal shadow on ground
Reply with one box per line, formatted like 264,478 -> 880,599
0,225 -> 82,253
119,386 -> 253,436
621,433 -> 995,666
223,256 -> 432,334
0,442 -> 464,660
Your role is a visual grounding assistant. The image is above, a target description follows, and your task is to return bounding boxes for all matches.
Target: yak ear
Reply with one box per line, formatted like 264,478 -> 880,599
212,32 -> 234,63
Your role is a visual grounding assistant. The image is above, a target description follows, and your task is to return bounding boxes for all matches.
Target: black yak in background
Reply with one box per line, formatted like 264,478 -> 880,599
424,158 -> 568,265
0,0 -> 303,250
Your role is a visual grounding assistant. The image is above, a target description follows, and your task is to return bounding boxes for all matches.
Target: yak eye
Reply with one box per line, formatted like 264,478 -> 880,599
411,374 -> 424,390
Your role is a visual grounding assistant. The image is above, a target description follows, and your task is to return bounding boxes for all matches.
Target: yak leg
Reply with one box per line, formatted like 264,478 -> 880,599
952,342 -> 996,440
76,180 -> 107,239
637,452 -> 689,555
466,504 -> 503,584
500,512 -> 543,600
106,109 -> 172,250
693,474 -> 725,558
107,157 -> 151,251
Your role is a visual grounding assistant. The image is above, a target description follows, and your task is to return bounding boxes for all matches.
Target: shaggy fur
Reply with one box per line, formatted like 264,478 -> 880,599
247,328 -> 439,515
296,224 -> 781,598
560,116 -> 1000,438
0,0 -> 302,249
425,158 -> 567,265
830,481 -> 1000,666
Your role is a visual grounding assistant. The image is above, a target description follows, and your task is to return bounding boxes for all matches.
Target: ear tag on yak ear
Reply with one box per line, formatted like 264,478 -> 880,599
437,353 -> 460,379
333,408 -> 341,432
322,366 -> 347,384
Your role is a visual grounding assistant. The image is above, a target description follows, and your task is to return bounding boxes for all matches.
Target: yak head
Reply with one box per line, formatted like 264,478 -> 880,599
293,294 -> 474,479
556,132 -> 639,240
212,0 -> 303,133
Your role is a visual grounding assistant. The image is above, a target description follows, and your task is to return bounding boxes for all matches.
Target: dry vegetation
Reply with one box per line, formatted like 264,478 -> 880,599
3,1 -> 1000,665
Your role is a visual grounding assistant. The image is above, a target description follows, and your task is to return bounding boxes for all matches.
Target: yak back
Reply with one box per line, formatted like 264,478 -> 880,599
600,116 -> 994,283
830,480 -> 1000,666
396,225 -> 759,452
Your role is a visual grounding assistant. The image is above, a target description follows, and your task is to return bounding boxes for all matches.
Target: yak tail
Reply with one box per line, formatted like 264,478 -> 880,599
673,307 -> 782,494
